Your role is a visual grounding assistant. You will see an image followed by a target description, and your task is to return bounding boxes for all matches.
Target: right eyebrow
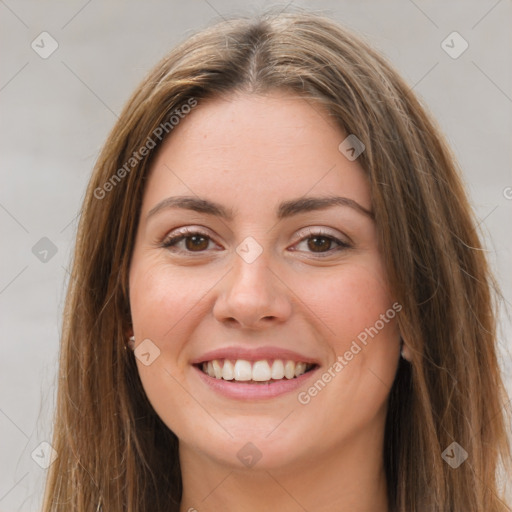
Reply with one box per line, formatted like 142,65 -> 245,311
146,196 -> 235,221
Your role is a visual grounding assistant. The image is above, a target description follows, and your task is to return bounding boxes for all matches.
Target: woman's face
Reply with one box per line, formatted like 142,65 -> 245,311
129,91 -> 401,471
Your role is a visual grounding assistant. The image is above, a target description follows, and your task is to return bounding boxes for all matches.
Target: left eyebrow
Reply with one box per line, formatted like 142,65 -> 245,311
277,196 -> 374,220
146,194 -> 374,222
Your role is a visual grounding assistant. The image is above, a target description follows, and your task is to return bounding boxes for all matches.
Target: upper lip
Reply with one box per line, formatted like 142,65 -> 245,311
191,346 -> 320,365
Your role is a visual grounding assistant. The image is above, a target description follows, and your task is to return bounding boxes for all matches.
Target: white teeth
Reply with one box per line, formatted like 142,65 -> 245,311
212,359 -> 222,379
271,359 -> 285,379
200,358 -> 313,382
234,360 -> 252,381
284,360 -> 296,379
222,360 -> 234,380
294,362 -> 307,377
252,360 -> 271,381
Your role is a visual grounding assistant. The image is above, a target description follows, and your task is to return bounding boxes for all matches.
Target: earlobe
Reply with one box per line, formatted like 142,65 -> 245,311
400,338 -> 412,362
125,327 -> 135,351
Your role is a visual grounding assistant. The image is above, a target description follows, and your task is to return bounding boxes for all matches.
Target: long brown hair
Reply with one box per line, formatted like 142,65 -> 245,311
43,7 -> 511,511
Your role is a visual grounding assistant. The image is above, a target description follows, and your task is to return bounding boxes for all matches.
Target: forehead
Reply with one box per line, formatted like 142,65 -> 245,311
141,91 -> 371,216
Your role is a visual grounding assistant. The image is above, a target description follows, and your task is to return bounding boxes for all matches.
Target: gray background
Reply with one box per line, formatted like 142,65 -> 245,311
1,1 -> 511,510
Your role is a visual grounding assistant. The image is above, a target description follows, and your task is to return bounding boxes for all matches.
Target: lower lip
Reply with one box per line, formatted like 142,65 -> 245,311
193,365 -> 320,400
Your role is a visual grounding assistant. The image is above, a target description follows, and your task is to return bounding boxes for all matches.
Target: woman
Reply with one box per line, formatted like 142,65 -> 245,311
42,8 -> 511,512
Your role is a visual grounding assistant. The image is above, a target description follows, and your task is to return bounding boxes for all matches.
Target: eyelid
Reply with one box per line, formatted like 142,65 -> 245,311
161,226 -> 216,247
168,226 -> 211,238
293,226 -> 350,244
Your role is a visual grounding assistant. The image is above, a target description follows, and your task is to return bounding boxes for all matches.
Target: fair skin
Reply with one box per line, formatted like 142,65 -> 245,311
128,91 -> 402,512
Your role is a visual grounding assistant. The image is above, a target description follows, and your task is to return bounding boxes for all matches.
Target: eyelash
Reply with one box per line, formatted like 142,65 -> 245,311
160,227 -> 351,258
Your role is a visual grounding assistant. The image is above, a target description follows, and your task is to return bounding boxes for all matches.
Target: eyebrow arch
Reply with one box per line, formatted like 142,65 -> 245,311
146,195 -> 374,221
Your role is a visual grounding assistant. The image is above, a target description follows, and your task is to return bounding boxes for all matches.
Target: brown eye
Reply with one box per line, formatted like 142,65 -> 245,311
161,230 -> 215,253
307,236 -> 334,253
293,229 -> 351,257
184,235 -> 209,251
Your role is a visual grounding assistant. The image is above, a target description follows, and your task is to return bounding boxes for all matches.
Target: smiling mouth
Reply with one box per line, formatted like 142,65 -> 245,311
195,358 -> 317,384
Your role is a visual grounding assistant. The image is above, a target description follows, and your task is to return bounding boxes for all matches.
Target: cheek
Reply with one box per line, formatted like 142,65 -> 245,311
302,258 -> 396,344
299,258 -> 401,399
128,260 -> 209,435
129,259 -> 210,345
288,262 -> 400,444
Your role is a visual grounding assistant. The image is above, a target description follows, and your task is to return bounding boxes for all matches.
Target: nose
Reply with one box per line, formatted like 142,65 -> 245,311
212,252 -> 293,330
